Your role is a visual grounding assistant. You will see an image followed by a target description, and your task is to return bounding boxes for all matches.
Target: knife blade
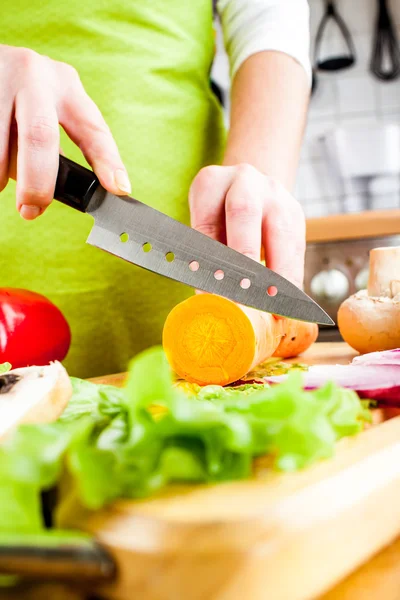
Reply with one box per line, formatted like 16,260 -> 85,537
54,156 -> 334,325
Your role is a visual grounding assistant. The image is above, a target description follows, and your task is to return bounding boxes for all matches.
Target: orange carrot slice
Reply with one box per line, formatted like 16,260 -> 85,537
162,294 -> 284,386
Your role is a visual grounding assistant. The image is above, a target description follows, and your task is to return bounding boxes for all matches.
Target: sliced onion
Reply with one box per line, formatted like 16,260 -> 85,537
352,349 -> 400,366
265,350 -> 400,405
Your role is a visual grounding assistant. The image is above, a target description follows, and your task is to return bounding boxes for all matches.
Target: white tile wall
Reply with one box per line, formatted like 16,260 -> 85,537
303,0 -> 400,216
336,77 -> 377,114
211,0 -> 400,218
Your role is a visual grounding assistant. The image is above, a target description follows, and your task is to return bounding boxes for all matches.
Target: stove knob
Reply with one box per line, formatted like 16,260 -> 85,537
310,269 -> 350,303
355,267 -> 369,291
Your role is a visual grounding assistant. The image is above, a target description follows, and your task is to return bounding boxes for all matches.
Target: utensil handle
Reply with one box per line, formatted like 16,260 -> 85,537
0,532 -> 115,583
326,1 -> 335,16
54,155 -> 100,213
378,0 -> 390,26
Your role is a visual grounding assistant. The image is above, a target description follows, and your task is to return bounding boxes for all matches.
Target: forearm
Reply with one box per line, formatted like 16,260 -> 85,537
223,50 -> 309,192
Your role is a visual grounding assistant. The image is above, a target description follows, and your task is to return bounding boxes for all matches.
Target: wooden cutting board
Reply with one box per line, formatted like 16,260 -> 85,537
63,343 -> 400,600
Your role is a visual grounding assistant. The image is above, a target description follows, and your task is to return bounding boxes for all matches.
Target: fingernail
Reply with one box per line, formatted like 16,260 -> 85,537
114,169 -> 132,194
20,205 -> 40,220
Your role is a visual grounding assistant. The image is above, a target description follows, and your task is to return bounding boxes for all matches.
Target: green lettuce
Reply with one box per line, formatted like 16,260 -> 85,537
0,346 -> 371,534
0,363 -> 11,374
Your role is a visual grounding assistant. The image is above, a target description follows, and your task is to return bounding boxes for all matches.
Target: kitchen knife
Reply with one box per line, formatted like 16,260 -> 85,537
0,532 -> 115,583
54,156 -> 334,325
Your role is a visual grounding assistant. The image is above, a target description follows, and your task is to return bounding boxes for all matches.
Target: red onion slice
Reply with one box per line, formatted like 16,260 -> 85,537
352,349 -> 400,367
265,350 -> 400,404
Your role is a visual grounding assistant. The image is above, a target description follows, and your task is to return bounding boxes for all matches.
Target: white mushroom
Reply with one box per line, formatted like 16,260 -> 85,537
0,362 -> 72,440
338,247 -> 400,354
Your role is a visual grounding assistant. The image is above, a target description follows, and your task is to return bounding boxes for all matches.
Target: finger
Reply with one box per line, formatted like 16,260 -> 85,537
15,87 -> 60,219
225,165 -> 263,262
189,165 -> 236,244
262,179 -> 306,290
0,91 -> 13,192
58,74 -> 131,196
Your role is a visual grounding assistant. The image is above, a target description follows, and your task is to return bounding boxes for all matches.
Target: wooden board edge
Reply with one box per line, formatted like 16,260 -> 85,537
306,210 -> 400,244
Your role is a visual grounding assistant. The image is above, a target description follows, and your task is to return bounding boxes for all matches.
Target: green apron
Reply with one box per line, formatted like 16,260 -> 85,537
0,1 -> 226,377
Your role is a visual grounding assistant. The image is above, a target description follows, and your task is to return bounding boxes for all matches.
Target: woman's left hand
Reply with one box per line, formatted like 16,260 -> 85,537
189,164 -> 306,289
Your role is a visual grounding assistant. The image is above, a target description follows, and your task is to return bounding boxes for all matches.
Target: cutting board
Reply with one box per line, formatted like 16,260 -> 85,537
62,343 -> 400,600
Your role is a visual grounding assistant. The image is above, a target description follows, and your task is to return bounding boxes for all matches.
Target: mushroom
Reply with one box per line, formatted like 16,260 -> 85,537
338,247 -> 400,354
0,362 -> 72,440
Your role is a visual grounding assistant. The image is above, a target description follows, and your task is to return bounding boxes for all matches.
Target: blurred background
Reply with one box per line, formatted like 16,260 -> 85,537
213,0 -> 400,340
212,0 -> 400,219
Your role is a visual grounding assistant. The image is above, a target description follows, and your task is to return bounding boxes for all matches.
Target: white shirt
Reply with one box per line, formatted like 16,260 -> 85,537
216,0 -> 311,87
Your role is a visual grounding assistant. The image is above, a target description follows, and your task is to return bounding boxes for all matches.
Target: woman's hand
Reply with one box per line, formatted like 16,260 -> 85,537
189,164 -> 306,288
0,44 -> 130,220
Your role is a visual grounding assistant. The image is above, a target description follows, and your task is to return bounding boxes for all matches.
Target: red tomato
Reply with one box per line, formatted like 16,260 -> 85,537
0,288 -> 71,368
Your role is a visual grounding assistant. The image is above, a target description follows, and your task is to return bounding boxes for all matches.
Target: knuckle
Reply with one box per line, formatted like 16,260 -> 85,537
226,194 -> 261,220
238,245 -> 259,258
19,186 -> 51,207
235,162 -> 257,179
275,221 -> 305,256
22,117 -> 58,149
79,101 -> 112,139
194,222 -> 221,238
226,204 -> 260,222
15,47 -> 40,71
79,126 -> 113,159
192,165 -> 222,193
86,120 -> 111,138
267,187 -> 305,229
272,215 -> 301,239
291,229 -> 306,255
58,61 -> 81,84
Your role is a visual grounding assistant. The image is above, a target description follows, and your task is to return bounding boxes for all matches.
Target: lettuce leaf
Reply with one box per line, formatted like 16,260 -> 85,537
0,363 -> 11,374
0,346 -> 371,535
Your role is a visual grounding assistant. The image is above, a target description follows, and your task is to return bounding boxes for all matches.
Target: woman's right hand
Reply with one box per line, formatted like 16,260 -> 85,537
0,44 -> 131,220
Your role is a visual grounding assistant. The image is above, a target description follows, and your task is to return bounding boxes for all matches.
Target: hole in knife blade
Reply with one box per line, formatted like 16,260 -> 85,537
189,261 -> 199,272
240,278 -> 251,290
120,232 -> 129,243
165,252 -> 175,263
214,270 -> 224,280
267,286 -> 278,297
142,242 -> 152,253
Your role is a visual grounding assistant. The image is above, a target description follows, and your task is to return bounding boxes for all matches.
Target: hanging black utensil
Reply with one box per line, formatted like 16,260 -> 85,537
311,69 -> 318,95
370,0 -> 400,81
314,0 -> 356,71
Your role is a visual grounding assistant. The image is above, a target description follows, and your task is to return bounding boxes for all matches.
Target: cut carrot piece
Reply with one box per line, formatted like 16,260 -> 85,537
162,294 -> 284,386
272,319 -> 319,359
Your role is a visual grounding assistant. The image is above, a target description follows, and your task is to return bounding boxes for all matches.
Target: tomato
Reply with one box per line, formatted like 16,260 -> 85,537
0,288 -> 71,368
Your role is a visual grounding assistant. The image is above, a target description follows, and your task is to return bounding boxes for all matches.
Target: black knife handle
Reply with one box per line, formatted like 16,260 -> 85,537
54,155 -> 100,212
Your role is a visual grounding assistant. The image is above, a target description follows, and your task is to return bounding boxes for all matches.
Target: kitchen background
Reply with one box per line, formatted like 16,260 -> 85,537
212,0 -> 400,341
211,0 -> 400,219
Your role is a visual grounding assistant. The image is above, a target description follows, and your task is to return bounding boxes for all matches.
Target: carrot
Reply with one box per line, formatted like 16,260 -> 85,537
162,294 -> 284,386
272,319 -> 319,359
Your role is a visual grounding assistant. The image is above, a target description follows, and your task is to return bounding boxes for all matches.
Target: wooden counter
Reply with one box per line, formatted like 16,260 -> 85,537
306,210 -> 400,244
